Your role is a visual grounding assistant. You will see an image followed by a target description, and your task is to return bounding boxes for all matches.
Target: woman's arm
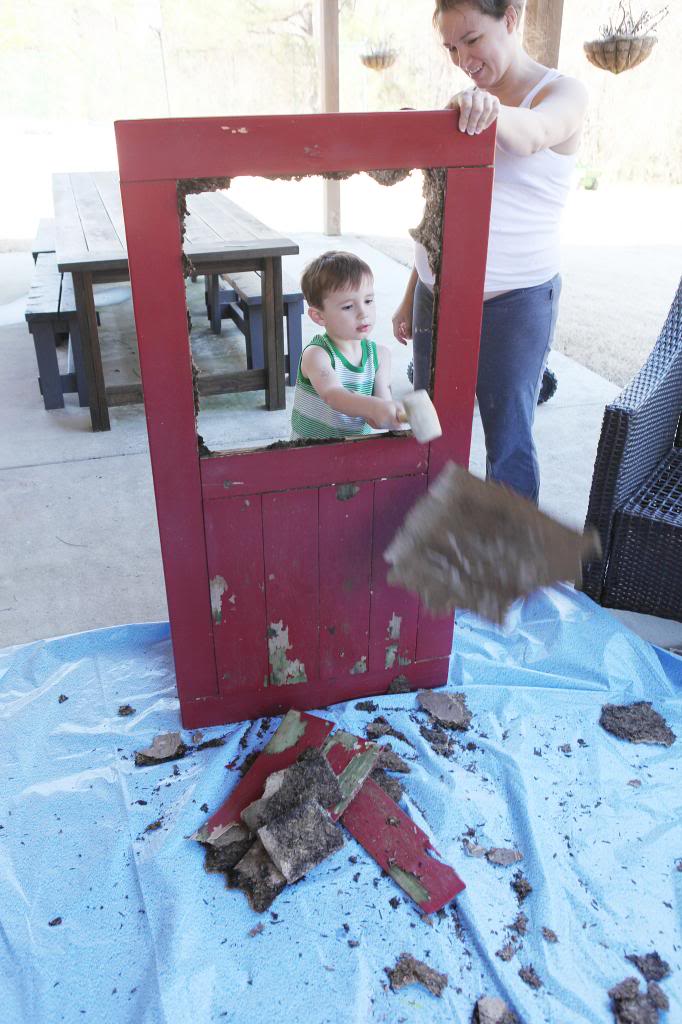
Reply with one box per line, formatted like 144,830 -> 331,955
392,266 -> 418,343
452,77 -> 588,157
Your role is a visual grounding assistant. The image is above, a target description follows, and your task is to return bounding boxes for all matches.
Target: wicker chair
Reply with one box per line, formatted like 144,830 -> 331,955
581,276 -> 682,621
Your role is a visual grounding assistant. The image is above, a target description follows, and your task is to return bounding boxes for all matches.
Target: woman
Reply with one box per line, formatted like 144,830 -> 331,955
393,0 -> 587,503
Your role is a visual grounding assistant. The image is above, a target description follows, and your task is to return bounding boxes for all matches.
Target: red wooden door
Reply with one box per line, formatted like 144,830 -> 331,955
116,112 -> 494,728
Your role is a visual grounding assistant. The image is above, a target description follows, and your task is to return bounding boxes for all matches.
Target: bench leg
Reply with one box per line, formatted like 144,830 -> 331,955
67,314 -> 90,407
208,274 -> 222,334
248,305 -> 264,371
285,299 -> 304,385
30,322 -> 64,409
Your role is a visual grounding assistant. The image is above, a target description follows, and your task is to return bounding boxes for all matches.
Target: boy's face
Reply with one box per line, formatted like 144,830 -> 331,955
309,274 -> 376,343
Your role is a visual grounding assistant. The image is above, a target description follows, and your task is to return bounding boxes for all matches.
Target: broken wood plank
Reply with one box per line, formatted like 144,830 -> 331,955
192,709 -> 334,844
341,777 -> 465,913
321,730 -> 381,819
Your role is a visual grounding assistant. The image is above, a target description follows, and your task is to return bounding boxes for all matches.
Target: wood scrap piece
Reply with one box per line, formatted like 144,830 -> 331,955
227,838 -> 286,913
486,847 -> 523,867
473,996 -> 520,1024
258,800 -> 344,882
600,703 -> 676,747
191,710 -> 334,845
134,732 -> 188,766
241,748 -> 341,831
341,777 -> 465,913
385,953 -> 448,996
418,689 -> 472,731
322,731 -> 381,818
384,461 -> 599,623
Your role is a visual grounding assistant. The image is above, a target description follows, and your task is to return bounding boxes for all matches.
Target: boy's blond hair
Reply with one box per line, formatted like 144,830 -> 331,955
301,251 -> 373,309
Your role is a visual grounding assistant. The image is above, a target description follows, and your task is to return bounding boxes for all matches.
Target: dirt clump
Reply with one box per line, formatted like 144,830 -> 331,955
370,768 -> 404,803
599,702 -> 675,746
511,872 -> 533,904
542,927 -> 558,943
366,716 -> 413,746
376,744 -> 411,773
518,964 -> 542,989
385,952 -> 448,996
608,977 -> 669,1024
625,952 -> 670,982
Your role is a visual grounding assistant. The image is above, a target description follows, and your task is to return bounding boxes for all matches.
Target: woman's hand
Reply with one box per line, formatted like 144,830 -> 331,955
448,87 -> 500,135
392,299 -> 413,344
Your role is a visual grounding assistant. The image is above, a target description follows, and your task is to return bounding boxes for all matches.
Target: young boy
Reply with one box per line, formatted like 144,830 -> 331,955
290,251 -> 404,440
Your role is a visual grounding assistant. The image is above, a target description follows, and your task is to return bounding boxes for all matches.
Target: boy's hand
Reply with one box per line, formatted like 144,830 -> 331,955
365,399 -> 405,431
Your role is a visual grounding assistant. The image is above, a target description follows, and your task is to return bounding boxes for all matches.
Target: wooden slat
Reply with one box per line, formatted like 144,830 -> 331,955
115,110 -> 494,185
368,474 -> 426,676
205,492 -> 269,696
25,254 -> 61,318
32,218 -> 56,260
92,172 -> 127,245
318,481 -> 373,679
200,436 -> 429,500
189,190 -> 281,242
53,173 -> 88,256
69,173 -> 124,253
262,489 -> 320,689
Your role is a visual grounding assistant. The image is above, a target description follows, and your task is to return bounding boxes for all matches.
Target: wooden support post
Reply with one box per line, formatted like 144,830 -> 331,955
523,0 -> 565,68
320,0 -> 340,235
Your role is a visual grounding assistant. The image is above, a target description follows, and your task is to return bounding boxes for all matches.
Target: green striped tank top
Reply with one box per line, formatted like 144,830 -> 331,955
290,333 -> 379,440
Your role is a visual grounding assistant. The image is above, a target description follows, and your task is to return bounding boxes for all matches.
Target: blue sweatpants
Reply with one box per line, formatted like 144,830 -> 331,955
412,274 -> 561,503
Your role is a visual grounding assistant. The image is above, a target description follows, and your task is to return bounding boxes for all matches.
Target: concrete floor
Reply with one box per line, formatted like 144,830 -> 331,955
3,237 -> 682,652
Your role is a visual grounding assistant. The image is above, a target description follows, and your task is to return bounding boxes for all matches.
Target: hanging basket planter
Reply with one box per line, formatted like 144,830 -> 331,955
360,49 -> 398,71
583,3 -> 668,74
583,33 -> 657,73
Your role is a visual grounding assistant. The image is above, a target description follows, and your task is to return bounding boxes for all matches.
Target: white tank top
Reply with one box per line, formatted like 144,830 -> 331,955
414,69 -> 578,294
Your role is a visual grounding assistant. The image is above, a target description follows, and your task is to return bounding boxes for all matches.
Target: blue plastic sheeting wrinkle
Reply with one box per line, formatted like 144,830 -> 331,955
0,584 -> 681,1024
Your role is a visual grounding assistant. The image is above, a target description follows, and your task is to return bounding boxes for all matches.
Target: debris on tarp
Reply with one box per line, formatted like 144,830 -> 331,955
259,800 -> 344,883
542,926 -> 558,943
472,995 -> 520,1024
375,744 -> 411,774
511,872 -> 532,904
485,848 -> 523,867
193,709 -> 465,914
518,964 -> 543,989
385,952 -> 448,996
384,462 -> 600,623
418,689 -> 472,731
134,732 -> 188,766
118,704 -> 135,717
626,952 -> 671,982
600,702 -> 676,747
608,976 -> 669,1024
365,716 -> 413,746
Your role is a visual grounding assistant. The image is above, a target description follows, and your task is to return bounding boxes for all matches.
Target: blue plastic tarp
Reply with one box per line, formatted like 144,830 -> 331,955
1,584 -> 680,1024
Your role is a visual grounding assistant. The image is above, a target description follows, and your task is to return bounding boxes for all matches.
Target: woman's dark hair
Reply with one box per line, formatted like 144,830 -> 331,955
433,0 -> 525,24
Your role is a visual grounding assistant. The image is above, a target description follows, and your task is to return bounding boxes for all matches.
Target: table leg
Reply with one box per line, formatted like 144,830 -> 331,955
262,257 -> 286,411
72,271 -> 110,431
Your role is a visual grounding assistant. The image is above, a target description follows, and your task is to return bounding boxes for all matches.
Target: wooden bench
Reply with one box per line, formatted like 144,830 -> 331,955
210,271 -> 304,386
31,218 -> 56,263
25,254 -> 89,409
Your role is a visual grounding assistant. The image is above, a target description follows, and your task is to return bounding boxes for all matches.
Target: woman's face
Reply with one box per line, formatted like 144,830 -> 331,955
438,4 -> 517,90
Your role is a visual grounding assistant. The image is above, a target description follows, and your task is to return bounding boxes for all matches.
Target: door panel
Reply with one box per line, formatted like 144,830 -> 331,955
262,488 -> 319,689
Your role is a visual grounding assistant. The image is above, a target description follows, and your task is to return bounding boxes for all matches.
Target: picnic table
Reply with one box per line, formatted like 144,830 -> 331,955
53,172 -> 299,431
